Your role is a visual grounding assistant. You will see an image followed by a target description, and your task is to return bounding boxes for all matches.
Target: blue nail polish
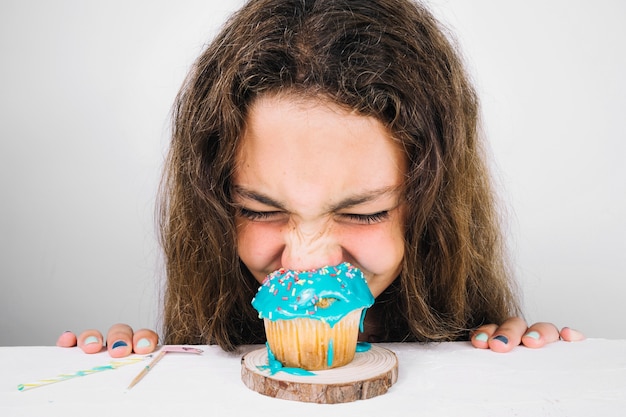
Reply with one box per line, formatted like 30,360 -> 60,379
524,331 -> 540,340
474,332 -> 489,343
493,335 -> 509,345
111,340 -> 128,349
84,336 -> 100,345
136,338 -> 151,348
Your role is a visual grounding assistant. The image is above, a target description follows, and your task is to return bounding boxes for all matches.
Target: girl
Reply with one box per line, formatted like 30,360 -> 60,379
58,0 -> 583,357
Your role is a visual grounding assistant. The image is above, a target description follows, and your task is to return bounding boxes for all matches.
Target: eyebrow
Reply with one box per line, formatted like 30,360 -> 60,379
232,185 -> 400,212
232,186 -> 288,210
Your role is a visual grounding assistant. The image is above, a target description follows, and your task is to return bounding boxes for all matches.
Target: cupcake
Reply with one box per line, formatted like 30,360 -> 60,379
251,262 -> 374,371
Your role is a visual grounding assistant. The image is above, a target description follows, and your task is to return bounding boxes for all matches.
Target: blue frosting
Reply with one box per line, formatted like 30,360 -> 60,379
251,262 -> 374,327
258,343 -> 316,376
356,341 -> 372,352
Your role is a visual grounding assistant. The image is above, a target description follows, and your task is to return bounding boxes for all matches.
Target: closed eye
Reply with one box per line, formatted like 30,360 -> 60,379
338,211 -> 389,225
237,207 -> 285,222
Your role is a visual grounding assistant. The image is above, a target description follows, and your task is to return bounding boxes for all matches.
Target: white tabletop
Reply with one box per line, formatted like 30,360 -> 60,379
2,339 -> 625,416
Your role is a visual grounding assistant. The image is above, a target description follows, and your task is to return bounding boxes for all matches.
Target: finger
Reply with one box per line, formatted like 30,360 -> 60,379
132,329 -> 159,355
488,317 -> 528,353
470,324 -> 498,349
106,323 -> 134,358
77,329 -> 105,354
56,331 -> 78,348
521,322 -> 560,349
560,327 -> 586,342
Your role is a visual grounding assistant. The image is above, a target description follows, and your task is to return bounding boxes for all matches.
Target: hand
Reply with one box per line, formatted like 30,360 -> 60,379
56,324 -> 158,358
470,318 -> 585,353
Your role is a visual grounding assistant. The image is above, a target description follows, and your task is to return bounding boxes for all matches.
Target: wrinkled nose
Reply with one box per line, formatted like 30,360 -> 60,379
280,220 -> 343,271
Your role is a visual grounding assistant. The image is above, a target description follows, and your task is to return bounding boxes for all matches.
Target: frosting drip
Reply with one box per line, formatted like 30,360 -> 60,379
258,342 -> 373,376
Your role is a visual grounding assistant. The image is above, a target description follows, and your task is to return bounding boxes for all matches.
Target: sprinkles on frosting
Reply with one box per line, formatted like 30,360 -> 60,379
251,262 -> 374,328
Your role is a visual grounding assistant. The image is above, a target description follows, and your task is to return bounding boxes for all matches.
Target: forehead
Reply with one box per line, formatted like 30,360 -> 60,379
234,95 -> 406,208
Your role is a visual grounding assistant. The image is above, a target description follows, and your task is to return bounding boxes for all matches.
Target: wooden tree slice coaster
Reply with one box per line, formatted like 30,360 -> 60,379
241,344 -> 398,404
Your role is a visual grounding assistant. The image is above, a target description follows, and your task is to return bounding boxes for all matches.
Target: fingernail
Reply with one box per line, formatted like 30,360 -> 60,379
84,336 -> 100,345
562,327 -> 586,342
136,338 -> 151,349
524,331 -> 540,341
474,332 -> 489,342
111,340 -> 128,349
492,335 -> 509,345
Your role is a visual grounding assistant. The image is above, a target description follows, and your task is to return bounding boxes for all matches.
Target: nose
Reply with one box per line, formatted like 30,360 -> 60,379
280,219 -> 343,271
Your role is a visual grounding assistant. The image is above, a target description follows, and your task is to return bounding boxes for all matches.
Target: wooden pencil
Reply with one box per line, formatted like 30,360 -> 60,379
126,350 -> 167,390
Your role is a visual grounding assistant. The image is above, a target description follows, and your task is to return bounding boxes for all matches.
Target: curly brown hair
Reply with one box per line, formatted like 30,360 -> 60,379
159,0 -> 520,351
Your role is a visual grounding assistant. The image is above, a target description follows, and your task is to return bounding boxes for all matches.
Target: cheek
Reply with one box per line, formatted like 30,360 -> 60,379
340,224 -> 404,275
339,218 -> 404,297
236,222 -> 283,282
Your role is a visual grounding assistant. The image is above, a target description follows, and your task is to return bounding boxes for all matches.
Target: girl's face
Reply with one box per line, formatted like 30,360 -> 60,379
233,94 -> 406,298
